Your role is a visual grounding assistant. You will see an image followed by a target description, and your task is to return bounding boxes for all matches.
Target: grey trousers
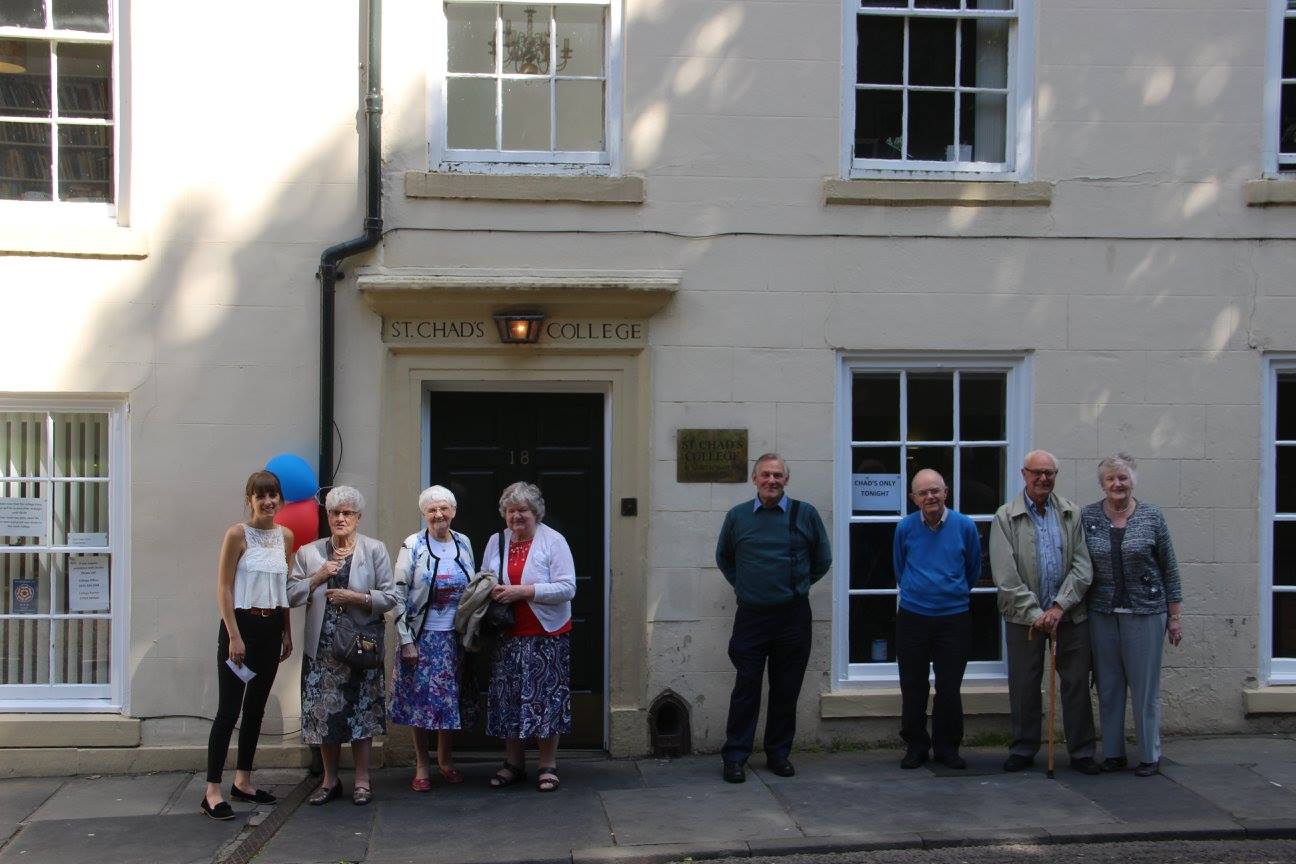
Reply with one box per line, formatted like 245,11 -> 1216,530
1089,610 -> 1166,765
1005,620 -> 1096,760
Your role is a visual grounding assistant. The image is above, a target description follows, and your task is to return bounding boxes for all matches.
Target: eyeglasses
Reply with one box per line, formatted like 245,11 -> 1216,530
1025,469 -> 1058,479
913,488 -> 945,499
328,509 -> 359,519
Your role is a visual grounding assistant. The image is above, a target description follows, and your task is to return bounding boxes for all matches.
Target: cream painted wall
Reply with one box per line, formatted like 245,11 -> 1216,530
1,0 -> 1293,759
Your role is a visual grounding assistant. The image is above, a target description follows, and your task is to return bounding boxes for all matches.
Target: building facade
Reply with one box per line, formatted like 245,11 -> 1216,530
2,0 -> 1296,769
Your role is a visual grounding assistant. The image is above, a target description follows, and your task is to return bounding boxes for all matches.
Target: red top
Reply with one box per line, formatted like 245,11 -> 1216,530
507,538 -> 571,637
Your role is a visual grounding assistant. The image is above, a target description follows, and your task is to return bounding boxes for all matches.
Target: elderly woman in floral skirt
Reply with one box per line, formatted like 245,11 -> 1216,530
390,485 -> 476,791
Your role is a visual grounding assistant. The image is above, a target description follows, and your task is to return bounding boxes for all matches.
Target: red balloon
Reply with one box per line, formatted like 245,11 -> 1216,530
274,499 -> 319,554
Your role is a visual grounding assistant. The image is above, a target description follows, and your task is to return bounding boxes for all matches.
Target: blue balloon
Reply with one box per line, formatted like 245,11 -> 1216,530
265,453 -> 319,503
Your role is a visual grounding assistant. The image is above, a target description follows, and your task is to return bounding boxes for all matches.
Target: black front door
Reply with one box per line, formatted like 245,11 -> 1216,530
429,391 -> 605,748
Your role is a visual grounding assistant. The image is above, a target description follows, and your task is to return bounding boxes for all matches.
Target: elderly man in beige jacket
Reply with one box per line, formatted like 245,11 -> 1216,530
989,450 -> 1099,775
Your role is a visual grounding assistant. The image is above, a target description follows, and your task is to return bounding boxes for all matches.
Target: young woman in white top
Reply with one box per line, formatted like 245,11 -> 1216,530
202,470 -> 294,820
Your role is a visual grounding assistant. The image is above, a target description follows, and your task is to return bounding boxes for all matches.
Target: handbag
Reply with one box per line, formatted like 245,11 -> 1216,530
482,532 -> 515,636
331,611 -> 384,670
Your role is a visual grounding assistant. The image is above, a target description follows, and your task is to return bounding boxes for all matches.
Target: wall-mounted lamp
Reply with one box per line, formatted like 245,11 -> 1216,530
0,41 -> 27,74
492,310 -> 546,344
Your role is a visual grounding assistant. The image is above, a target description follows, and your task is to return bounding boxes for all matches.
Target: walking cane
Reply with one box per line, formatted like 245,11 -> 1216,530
1046,631 -> 1058,779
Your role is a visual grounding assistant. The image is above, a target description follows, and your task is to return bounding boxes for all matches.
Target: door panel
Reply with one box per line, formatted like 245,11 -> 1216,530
429,391 -> 605,748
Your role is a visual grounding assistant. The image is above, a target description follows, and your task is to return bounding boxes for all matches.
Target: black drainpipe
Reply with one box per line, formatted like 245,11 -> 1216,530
318,0 -> 383,493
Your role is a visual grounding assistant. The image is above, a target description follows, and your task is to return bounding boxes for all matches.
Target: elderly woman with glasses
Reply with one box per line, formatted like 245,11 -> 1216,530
289,486 -> 397,806
390,485 -> 476,791
1081,454 -> 1184,777
479,481 -> 576,793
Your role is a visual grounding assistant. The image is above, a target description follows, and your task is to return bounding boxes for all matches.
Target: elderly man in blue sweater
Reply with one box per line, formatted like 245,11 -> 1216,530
715,453 -> 832,784
892,468 -> 981,770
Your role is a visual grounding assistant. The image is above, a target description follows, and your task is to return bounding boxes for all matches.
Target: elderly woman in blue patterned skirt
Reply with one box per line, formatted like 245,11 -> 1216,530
480,482 -> 576,793
1081,454 -> 1184,778
390,485 -> 476,792
289,486 -> 396,806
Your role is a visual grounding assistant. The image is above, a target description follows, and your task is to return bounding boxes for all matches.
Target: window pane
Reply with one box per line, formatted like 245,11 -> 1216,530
446,77 -> 496,149
961,92 -> 1006,163
52,0 -> 108,32
53,617 -> 109,683
0,122 -> 50,200
853,448 -> 902,515
55,552 -> 109,613
500,4 -> 549,75
973,521 -> 993,586
53,412 -> 109,477
0,40 -> 51,117
909,18 -> 956,87
1276,593 -> 1296,659
908,90 -> 954,161
907,373 -> 953,440
556,79 -> 602,150
1282,85 -> 1296,156
850,522 -> 896,590
1275,522 -> 1296,587
905,446 -> 953,513
1278,374 -> 1296,440
1286,19 -> 1296,81
856,15 -> 902,86
0,618 -> 50,684
969,592 -> 1002,661
51,481 -> 108,546
57,124 -> 111,202
501,78 -> 550,150
0,1 -> 44,27
555,5 -> 603,77
855,89 -> 903,159
1280,446 -> 1296,514
959,446 -> 1003,516
849,595 -> 898,663
1,553 -> 50,614
960,373 -> 1005,440
0,481 -> 45,544
0,412 -> 48,476
860,0 -> 904,7
960,18 -> 1008,89
969,0 -> 1013,8
915,0 -> 959,7
853,374 -> 900,441
56,42 -> 110,119
447,2 -> 495,74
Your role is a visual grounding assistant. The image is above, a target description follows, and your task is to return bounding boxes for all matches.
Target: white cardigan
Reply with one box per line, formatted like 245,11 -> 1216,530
479,522 -> 576,634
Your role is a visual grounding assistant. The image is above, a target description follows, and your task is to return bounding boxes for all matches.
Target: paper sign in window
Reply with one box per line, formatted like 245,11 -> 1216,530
852,474 -> 902,511
68,555 -> 109,612
0,498 -> 45,536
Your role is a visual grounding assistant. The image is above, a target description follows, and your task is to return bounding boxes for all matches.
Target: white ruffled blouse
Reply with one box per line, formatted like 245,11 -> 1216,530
233,523 -> 289,610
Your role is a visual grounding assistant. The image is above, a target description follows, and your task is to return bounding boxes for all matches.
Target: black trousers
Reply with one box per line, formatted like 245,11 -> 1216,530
896,607 -> 970,759
206,610 -> 284,783
722,596 -> 812,764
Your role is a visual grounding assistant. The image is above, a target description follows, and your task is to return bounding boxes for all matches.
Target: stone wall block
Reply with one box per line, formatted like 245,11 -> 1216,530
1035,404 -> 1100,460
1181,459 -> 1260,507
654,401 -> 777,457
1145,351 -> 1258,406
1214,508 -> 1259,564
1161,507 -> 1213,565
651,509 -> 726,569
1068,296 -> 1248,351
1035,350 -> 1146,405
775,402 -> 833,461
1207,405 -> 1261,461
732,349 -> 835,403
1096,404 -> 1206,459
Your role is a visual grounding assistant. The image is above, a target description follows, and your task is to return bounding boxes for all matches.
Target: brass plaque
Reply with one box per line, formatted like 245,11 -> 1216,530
677,429 -> 748,483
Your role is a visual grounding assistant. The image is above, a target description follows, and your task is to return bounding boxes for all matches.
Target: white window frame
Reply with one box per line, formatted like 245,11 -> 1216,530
0,0 -> 120,217
429,0 -> 623,175
1262,355 -> 1296,683
839,0 -> 1035,180
0,396 -> 130,712
1263,0 -> 1296,176
833,353 -> 1031,686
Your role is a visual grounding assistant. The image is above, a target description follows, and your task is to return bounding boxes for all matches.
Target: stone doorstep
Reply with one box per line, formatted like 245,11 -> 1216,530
0,741 -> 382,779
0,714 -> 141,748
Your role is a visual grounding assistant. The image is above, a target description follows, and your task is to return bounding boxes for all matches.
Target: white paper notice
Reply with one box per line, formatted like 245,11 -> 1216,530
68,555 -> 110,612
68,532 -> 109,548
852,474 -> 903,511
225,658 -> 257,683
0,497 -> 45,536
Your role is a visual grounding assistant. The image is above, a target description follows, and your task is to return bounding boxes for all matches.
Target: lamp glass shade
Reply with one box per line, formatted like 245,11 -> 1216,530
492,311 -> 546,344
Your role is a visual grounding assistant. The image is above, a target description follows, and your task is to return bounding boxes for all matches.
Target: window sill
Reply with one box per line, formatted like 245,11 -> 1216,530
1243,685 -> 1296,714
821,683 -> 1009,719
823,178 -> 1052,208
0,223 -> 148,259
1244,180 -> 1296,207
406,171 -> 644,204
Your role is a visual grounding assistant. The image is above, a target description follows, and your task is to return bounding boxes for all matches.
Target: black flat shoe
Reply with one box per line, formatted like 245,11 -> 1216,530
1003,754 -> 1034,772
307,782 -> 343,806
722,761 -> 746,783
1100,757 -> 1128,773
229,785 -> 277,805
200,798 -> 235,821
1071,757 -> 1102,776
935,753 -> 967,770
1134,761 -> 1160,777
765,757 -> 795,777
900,749 -> 929,770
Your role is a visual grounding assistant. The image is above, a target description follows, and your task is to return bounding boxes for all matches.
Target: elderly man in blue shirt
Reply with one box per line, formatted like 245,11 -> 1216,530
989,449 -> 1099,775
715,453 -> 832,784
892,468 -> 981,770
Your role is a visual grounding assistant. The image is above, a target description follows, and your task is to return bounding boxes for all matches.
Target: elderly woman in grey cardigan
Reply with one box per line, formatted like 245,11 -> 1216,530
289,486 -> 397,806
1081,454 -> 1184,777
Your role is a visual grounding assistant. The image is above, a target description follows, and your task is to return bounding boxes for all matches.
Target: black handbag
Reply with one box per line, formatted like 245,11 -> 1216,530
331,611 -> 384,670
482,532 -> 515,636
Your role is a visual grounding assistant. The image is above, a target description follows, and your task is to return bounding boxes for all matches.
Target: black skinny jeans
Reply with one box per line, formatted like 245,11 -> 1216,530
206,610 -> 284,784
